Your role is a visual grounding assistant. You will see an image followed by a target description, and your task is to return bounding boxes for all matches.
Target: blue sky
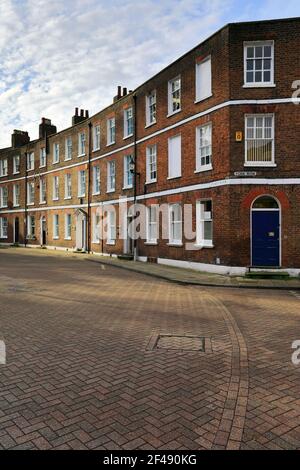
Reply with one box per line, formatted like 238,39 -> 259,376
0,0 -> 299,147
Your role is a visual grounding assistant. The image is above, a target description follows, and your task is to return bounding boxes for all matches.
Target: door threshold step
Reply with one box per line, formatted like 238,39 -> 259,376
117,254 -> 134,261
246,271 -> 290,280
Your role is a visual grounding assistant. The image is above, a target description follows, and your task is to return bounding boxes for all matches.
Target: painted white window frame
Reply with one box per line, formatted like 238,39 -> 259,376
0,159 -> 8,177
168,134 -> 181,179
65,213 -> 72,240
0,217 -> 8,238
123,155 -> 133,189
0,186 -> 8,208
64,173 -> 72,199
27,152 -> 34,171
245,114 -> 275,167
168,76 -> 181,116
27,215 -> 35,238
195,55 -> 212,103
13,155 -> 20,174
53,214 -> 59,239
27,181 -> 34,205
13,184 -> 20,207
93,125 -> 101,151
107,118 -> 116,146
40,178 -> 46,204
107,160 -> 116,193
196,123 -> 212,172
40,147 -> 46,168
244,41 -> 275,88
107,209 -> 116,245
196,200 -> 213,248
53,143 -> 60,164
52,176 -> 59,201
146,90 -> 156,126
124,108 -> 133,138
168,203 -> 182,245
92,165 -> 101,195
65,137 -> 73,161
146,205 -> 158,244
78,170 -> 86,197
92,213 -> 101,243
78,132 -> 86,157
146,145 -> 157,184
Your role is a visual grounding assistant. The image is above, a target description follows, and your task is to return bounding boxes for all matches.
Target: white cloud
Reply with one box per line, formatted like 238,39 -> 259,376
0,0 -> 232,147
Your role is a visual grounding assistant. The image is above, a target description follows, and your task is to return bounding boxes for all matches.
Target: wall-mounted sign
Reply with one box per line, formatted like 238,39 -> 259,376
234,171 -> 257,177
235,131 -> 243,142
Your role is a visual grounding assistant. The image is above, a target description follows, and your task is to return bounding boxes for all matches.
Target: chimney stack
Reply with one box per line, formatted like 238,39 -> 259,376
123,87 -> 127,96
113,85 -> 125,102
39,118 -> 57,139
11,130 -> 30,148
72,108 -> 89,125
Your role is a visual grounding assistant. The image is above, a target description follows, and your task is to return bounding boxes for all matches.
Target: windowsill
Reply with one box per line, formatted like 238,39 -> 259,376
27,169 -> 34,172
106,241 -> 116,246
106,189 -> 115,194
144,241 -> 158,246
92,240 -> 100,245
194,243 -> 214,249
145,121 -> 156,129
39,201 -> 47,205
52,199 -> 59,202
13,205 -> 20,208
52,161 -> 60,165
64,237 -> 72,241
0,206 -> 8,209
122,186 -> 133,190
167,175 -> 181,180
195,164 -> 213,173
106,142 -> 116,147
78,195 -> 85,199
53,237 -> 59,240
123,134 -> 133,140
167,109 -> 181,118
167,242 -> 183,247
64,158 -> 72,162
39,166 -> 46,169
194,93 -> 213,104
27,203 -> 34,206
243,83 -> 276,88
145,180 -> 157,185
78,154 -> 86,158
13,172 -> 20,175
0,237 -> 8,239
92,192 -> 101,196
64,197 -> 72,200
92,148 -> 100,153
244,163 -> 277,168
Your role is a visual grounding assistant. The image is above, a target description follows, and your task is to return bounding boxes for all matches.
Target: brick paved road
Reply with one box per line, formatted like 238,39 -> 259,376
0,249 -> 299,450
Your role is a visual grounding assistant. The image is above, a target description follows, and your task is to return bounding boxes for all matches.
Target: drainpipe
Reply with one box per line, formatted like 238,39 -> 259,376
24,149 -> 28,248
87,121 -> 92,254
133,93 -> 138,261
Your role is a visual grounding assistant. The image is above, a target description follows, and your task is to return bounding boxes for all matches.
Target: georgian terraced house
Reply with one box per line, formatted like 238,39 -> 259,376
0,18 -> 300,276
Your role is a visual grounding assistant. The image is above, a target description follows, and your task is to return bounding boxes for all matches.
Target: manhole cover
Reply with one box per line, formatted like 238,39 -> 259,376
146,334 -> 212,352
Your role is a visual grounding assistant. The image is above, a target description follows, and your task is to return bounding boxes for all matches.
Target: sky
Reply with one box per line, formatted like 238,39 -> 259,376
0,0 -> 299,148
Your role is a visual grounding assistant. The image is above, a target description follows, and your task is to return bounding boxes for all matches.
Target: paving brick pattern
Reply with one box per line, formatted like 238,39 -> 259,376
0,249 -> 299,450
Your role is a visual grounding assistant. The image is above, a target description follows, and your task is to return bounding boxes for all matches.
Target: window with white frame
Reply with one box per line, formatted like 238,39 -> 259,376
27,181 -> 34,205
53,214 -> 59,239
93,125 -> 101,151
93,213 -> 101,243
196,123 -> 212,171
78,132 -> 86,156
244,41 -> 274,87
107,161 -> 116,192
146,90 -> 156,126
168,77 -> 181,115
78,170 -> 86,197
93,166 -> 100,195
124,108 -> 133,138
27,152 -> 34,171
0,217 -> 8,238
123,155 -> 133,188
27,215 -> 35,238
13,184 -> 20,207
65,173 -> 72,199
107,210 -> 116,244
40,147 -> 46,167
65,214 -> 72,240
40,178 -> 46,204
13,155 -> 20,174
65,137 -> 72,161
168,135 -> 181,179
146,205 -> 158,244
0,186 -> 8,207
195,56 -> 212,102
169,204 -> 182,245
107,118 -> 116,145
196,200 -> 213,247
53,143 -> 60,164
0,159 -> 8,177
52,176 -> 59,201
245,114 -> 275,166
146,145 -> 157,183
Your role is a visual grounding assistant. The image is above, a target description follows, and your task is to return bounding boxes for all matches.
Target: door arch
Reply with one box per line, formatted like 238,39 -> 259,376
251,195 -> 281,267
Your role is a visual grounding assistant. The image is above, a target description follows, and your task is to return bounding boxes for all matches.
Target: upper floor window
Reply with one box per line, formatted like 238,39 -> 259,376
13,155 -> 20,174
27,152 -> 34,171
0,217 -> 8,238
65,173 -> 72,199
0,187 -> 8,208
78,132 -> 86,156
124,108 -> 133,138
65,137 -> 72,161
93,125 -> 101,151
123,155 -> 133,189
168,77 -> 181,115
168,135 -> 181,179
53,176 -> 59,201
27,181 -> 35,205
245,114 -> 275,166
40,178 -> 46,204
78,170 -> 86,197
196,123 -> 212,172
53,143 -> 60,164
195,56 -> 212,102
146,90 -> 156,126
13,184 -> 20,207
244,41 -> 274,87
40,148 -> 46,167
107,118 -> 116,145
0,159 -> 8,177
196,200 -> 213,247
169,204 -> 182,245
107,161 -> 116,192
92,166 -> 101,195
146,145 -> 157,183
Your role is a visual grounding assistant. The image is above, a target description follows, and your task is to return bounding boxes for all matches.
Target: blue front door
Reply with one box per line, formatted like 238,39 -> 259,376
252,211 -> 280,267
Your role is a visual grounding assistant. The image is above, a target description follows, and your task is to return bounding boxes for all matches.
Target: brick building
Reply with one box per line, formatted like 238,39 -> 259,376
0,18 -> 300,275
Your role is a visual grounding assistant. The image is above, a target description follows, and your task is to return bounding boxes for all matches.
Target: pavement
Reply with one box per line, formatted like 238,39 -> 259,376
0,247 -> 299,450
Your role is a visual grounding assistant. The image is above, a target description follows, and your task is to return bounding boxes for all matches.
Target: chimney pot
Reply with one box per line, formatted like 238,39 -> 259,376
80,109 -> 84,117
75,107 -> 79,116
85,110 -> 89,118
123,87 -> 127,96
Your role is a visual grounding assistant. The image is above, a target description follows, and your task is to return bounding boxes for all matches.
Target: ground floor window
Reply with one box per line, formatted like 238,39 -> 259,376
27,215 -> 35,238
65,214 -> 72,240
196,200 -> 213,247
107,210 -> 116,245
169,204 -> 182,245
0,217 -> 8,238
93,213 -> 101,243
53,214 -> 59,239
146,205 -> 158,243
